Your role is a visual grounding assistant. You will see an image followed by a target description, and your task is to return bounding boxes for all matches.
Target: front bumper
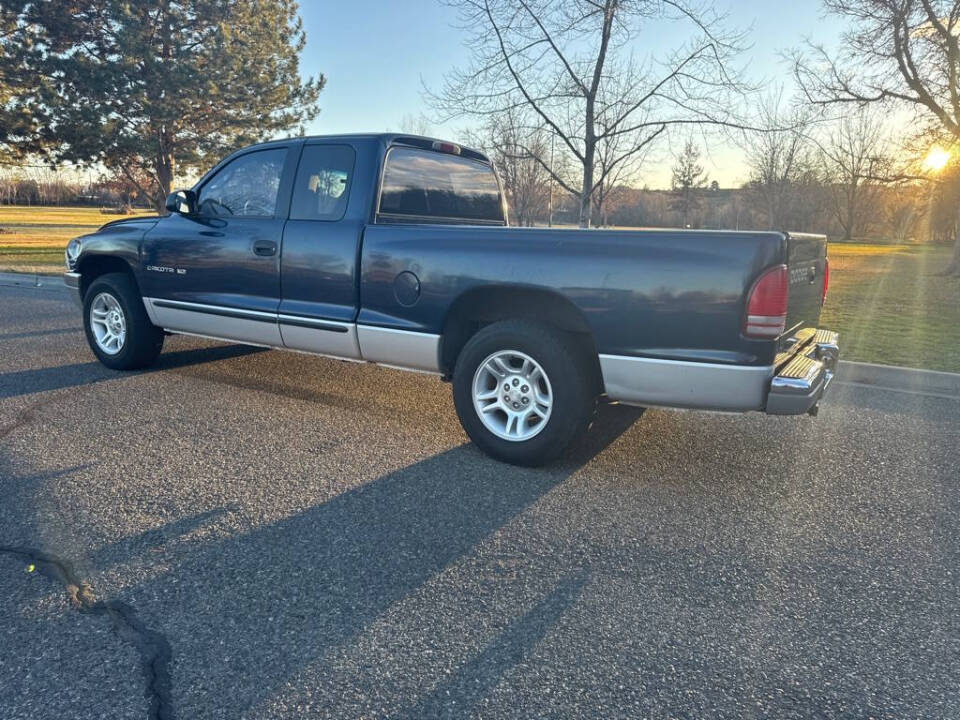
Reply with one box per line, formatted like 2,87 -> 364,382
766,329 -> 839,415
64,271 -> 83,309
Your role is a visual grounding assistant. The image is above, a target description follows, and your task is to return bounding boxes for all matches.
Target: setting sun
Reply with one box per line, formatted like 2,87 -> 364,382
923,146 -> 951,172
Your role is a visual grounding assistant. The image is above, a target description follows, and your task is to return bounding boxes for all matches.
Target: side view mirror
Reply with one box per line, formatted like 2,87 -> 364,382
165,189 -> 197,215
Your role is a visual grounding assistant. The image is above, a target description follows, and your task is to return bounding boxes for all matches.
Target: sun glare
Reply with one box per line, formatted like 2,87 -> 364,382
923,146 -> 951,172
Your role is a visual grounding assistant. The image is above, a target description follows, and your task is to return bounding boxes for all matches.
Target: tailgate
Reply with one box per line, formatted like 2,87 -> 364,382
783,232 -> 827,340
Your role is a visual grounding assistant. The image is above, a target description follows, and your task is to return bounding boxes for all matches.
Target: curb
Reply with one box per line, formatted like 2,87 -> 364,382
0,271 -> 62,290
838,360 -> 960,397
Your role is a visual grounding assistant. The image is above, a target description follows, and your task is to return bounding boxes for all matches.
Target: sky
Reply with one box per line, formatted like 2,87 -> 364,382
297,0 -> 846,188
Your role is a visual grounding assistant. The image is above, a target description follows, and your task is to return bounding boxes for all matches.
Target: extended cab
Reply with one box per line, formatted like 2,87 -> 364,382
64,134 -> 838,465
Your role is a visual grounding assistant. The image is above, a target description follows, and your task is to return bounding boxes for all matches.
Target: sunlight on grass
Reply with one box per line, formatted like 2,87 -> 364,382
827,243 -> 911,257
821,244 -> 959,373
0,205 -> 151,227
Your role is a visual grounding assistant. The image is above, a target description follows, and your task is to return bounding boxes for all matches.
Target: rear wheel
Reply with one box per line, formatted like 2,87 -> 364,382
82,272 -> 163,370
452,320 -> 595,466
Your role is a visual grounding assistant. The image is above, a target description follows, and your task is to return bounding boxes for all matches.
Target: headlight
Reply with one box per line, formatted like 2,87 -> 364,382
65,238 -> 82,270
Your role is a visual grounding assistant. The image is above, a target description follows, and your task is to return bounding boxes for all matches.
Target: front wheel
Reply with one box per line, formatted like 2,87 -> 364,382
82,272 -> 164,370
452,320 -> 596,466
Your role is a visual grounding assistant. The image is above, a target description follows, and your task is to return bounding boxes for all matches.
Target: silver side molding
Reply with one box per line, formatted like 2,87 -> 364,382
143,296 -> 441,374
357,325 -> 442,374
144,297 -> 284,347
599,354 -> 774,412
141,296 -> 160,325
278,315 -> 361,359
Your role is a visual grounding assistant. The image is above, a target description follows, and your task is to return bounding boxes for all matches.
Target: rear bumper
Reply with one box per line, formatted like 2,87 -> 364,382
765,329 -> 839,415
64,272 -> 83,308
599,328 -> 838,414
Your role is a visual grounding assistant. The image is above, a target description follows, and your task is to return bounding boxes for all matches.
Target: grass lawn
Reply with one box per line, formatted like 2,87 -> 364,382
1,206 -> 957,372
822,243 -> 960,373
0,205 -> 154,274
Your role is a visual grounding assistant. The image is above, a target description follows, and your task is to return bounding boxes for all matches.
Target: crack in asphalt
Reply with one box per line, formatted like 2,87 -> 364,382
0,546 -> 175,720
2,394 -> 174,717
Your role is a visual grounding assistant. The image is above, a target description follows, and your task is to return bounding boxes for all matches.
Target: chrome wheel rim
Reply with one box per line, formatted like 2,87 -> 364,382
89,292 -> 126,355
472,349 -> 553,442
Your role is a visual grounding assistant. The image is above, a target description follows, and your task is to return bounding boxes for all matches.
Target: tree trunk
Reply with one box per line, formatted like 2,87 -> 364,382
948,218 -> 960,276
155,146 -> 174,212
579,139 -> 595,228
845,184 -> 858,242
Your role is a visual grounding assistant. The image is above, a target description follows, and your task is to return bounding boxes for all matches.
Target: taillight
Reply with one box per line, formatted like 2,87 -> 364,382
821,257 -> 829,306
744,264 -> 788,338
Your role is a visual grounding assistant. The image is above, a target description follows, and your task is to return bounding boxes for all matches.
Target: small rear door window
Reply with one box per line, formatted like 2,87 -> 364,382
378,147 -> 504,223
290,144 -> 356,221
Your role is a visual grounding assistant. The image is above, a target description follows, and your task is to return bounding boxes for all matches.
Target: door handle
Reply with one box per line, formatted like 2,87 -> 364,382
253,240 -> 277,257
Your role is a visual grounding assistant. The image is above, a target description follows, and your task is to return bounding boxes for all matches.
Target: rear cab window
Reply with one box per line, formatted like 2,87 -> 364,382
377,147 -> 505,225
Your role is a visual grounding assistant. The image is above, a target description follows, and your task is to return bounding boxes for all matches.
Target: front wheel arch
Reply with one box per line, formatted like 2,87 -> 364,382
77,254 -> 139,299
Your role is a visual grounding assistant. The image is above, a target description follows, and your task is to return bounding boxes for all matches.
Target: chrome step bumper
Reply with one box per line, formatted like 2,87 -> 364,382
766,329 -> 839,415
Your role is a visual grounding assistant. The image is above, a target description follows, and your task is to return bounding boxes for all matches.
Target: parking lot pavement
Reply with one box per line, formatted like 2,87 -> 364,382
1,283 -> 958,720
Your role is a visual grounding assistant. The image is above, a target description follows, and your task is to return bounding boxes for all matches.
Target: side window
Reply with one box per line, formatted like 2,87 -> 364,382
290,145 -> 356,221
197,148 -> 287,218
378,147 -> 504,223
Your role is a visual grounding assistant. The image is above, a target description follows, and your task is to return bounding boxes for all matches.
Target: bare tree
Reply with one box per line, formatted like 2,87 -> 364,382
740,90 -> 815,230
398,113 -> 434,136
431,0 -> 750,227
883,185 -> 924,243
817,109 -> 889,241
591,106 -> 651,226
793,0 -> 960,273
929,163 -> 960,242
670,139 -> 706,227
469,109 -> 552,226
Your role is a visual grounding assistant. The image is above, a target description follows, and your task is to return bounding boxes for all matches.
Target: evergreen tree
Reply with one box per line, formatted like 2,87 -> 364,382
670,140 -> 706,228
3,0 -> 323,208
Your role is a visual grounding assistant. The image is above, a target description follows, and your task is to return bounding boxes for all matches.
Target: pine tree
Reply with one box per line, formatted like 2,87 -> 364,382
670,140 -> 706,228
3,0 -> 323,208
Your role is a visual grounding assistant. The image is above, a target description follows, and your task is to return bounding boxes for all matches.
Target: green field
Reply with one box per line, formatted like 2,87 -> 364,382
2,206 -> 958,372
821,243 -> 959,373
0,205 -> 155,274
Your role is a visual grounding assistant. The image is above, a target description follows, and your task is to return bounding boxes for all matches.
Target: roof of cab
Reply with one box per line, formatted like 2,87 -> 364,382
246,133 -> 490,163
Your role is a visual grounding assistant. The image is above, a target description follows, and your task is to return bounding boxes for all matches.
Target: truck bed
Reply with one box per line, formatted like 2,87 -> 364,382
358,225 -> 824,369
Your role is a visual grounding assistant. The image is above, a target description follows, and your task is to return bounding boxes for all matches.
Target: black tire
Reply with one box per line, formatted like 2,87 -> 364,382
452,320 -> 596,466
82,272 -> 164,370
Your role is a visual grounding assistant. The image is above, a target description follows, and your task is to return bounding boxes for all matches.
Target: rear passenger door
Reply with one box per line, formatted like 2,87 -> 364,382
278,143 -> 363,358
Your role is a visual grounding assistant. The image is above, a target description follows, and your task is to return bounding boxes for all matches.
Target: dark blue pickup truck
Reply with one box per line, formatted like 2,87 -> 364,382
64,133 -> 838,465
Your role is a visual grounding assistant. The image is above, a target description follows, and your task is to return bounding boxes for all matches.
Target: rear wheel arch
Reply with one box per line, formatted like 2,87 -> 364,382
439,285 -> 603,392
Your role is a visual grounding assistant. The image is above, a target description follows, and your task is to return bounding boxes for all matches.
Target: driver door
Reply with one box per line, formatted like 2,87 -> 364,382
141,145 -> 296,346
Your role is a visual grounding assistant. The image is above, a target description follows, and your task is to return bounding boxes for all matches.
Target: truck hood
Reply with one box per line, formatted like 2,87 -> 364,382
98,215 -> 161,232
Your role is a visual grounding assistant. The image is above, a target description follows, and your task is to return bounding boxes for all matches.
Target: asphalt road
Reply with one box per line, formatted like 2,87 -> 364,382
1,282 -> 958,720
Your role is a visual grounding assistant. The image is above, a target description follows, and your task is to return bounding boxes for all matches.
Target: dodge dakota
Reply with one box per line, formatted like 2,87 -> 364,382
64,133 -> 838,466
